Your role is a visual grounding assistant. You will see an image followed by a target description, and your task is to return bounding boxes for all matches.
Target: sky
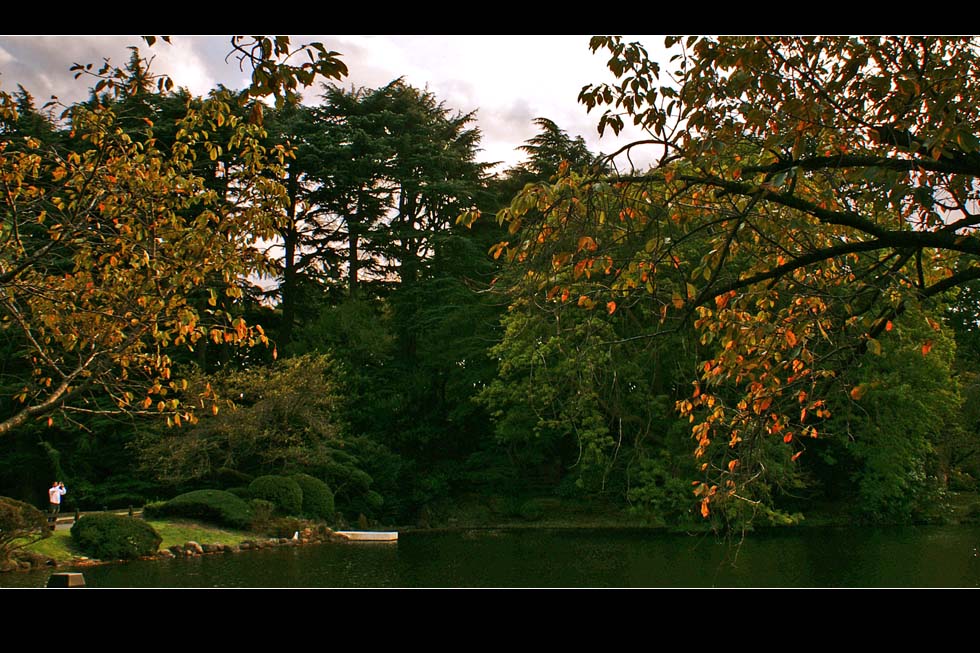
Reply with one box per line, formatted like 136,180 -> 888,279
0,35 -> 663,173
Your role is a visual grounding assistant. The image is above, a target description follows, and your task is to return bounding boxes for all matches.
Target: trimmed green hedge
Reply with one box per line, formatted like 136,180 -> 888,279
145,490 -> 251,529
248,476 -> 303,516
290,474 -> 334,520
71,514 -> 162,560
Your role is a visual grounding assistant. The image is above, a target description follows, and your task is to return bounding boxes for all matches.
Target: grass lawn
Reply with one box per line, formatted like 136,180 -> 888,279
22,529 -> 78,563
145,519 -> 251,549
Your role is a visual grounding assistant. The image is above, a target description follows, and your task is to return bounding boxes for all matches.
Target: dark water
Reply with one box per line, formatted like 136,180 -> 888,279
4,526 -> 980,588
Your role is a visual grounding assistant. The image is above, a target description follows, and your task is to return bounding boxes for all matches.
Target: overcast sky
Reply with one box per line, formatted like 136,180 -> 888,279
0,35 -> 663,173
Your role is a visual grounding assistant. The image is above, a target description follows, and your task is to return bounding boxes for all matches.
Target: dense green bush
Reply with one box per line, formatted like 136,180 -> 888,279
247,498 -> 275,531
248,476 -> 303,516
227,486 -> 251,499
214,467 -> 253,487
290,474 -> 334,520
0,496 -> 49,564
149,490 -> 252,529
71,514 -> 162,560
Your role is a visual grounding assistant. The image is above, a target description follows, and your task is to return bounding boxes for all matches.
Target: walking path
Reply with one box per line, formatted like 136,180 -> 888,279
51,510 -> 143,531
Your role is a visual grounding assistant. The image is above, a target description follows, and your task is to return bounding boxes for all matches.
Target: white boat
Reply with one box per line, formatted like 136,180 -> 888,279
336,530 -> 398,542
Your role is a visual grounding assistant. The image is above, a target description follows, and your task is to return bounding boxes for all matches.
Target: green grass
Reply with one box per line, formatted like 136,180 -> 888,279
19,530 -> 78,563
145,519 -> 251,549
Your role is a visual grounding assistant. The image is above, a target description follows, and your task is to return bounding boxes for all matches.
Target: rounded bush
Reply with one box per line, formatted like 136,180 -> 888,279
153,490 -> 251,529
71,514 -> 162,560
290,474 -> 334,520
248,476 -> 303,516
0,496 -> 49,563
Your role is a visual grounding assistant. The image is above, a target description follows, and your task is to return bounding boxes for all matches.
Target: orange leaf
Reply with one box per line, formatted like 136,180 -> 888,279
785,329 -> 797,347
850,385 -> 866,400
791,451 -> 802,462
607,301 -> 617,315
783,433 -> 793,443
921,340 -> 933,356
700,498 -> 711,518
727,459 -> 739,472
885,320 -> 893,332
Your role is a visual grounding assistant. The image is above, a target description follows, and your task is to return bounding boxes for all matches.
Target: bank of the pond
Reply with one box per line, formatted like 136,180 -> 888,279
5,516 -> 351,574
8,490 -> 980,576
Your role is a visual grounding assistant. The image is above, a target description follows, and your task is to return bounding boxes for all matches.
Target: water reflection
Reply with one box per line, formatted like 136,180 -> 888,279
4,526 -> 980,588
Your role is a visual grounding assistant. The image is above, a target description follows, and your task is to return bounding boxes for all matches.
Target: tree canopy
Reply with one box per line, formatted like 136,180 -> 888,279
0,38 -> 346,436
481,36 -> 980,521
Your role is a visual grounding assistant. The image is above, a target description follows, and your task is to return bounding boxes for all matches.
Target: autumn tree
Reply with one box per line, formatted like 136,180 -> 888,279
482,36 -> 980,522
0,37 -> 347,435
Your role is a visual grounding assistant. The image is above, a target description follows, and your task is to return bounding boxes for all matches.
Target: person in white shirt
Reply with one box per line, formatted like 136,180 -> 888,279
48,481 -> 66,524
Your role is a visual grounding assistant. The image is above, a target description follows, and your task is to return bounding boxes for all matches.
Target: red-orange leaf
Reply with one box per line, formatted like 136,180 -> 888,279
606,301 -> 617,315
922,340 -> 933,356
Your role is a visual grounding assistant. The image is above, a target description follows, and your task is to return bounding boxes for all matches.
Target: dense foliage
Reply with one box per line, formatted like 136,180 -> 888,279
248,475 -> 303,516
0,70 -> 283,436
70,513 -> 162,560
144,489 -> 252,529
5,36 -> 980,535
479,36 -> 980,524
290,473 -> 334,520
0,496 -> 49,563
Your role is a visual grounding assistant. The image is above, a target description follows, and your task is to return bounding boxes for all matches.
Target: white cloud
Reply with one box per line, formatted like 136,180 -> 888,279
0,35 -> 668,172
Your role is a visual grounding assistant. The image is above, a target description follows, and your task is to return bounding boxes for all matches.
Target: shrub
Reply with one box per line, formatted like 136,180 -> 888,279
247,499 -> 275,531
214,467 -> 253,487
71,514 -> 162,560
248,476 -> 303,516
290,474 -> 334,520
152,490 -> 252,529
142,501 -> 167,518
0,497 -> 49,564
264,516 -> 309,538
227,486 -> 251,499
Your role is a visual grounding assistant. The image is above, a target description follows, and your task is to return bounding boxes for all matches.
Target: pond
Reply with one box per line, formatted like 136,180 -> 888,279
4,525 -> 980,587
